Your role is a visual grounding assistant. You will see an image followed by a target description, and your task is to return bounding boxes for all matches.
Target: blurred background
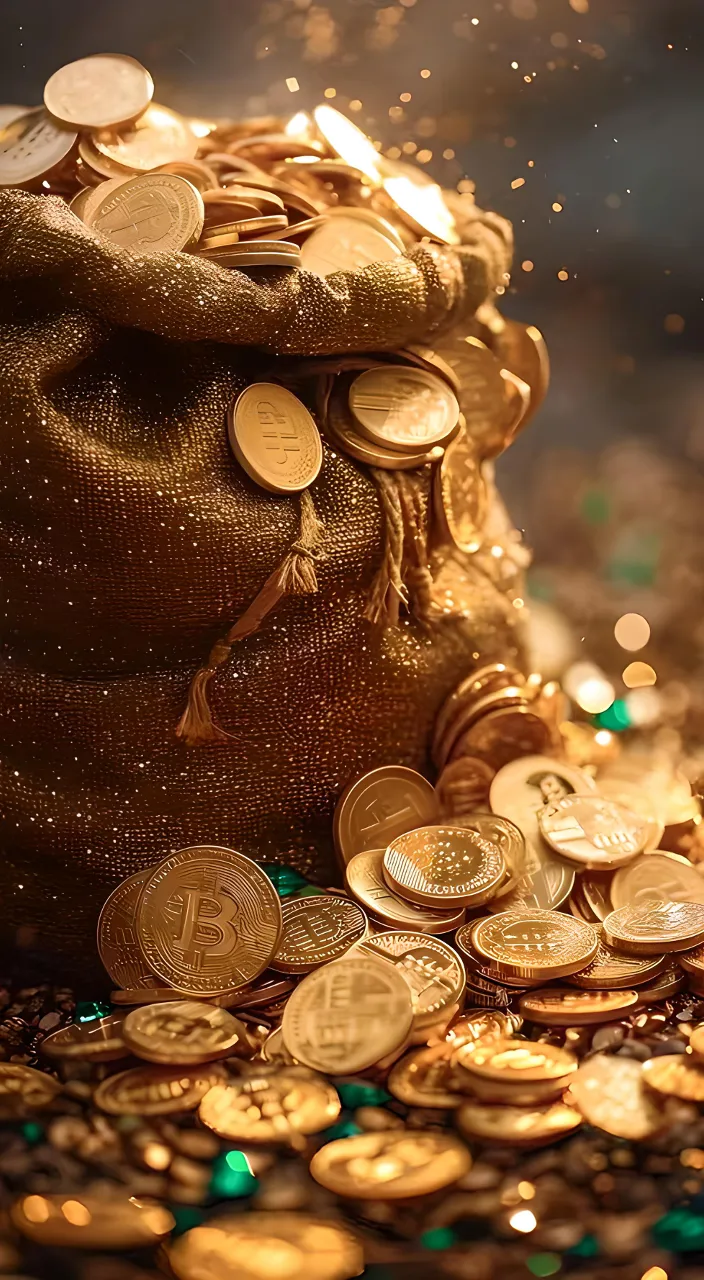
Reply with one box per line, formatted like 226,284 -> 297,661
1,0 -> 702,744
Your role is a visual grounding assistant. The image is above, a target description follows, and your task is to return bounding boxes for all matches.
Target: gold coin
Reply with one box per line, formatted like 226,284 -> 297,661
455,936 -> 539,990
300,215 -> 401,277
519,987 -> 638,1026
445,1010 -> 516,1051
490,753 -> 595,833
596,777 -> 664,851
281,954 -> 413,1074
578,870 -> 614,921
260,213 -> 328,241
44,54 -> 154,129
349,366 -> 459,453
261,1025 -> 298,1066
136,845 -> 282,996
437,687 -> 534,771
380,156 -> 459,244
310,1129 -> 470,1199
397,342 -> 461,392
0,1064 -> 62,1116
689,1022 -> 704,1058
86,172 -> 204,254
97,868 -> 161,991
455,707 -> 554,775
111,985 -> 188,1005
228,382 -> 322,495
436,756 -> 495,818
454,815 -> 527,902
565,928 -> 666,990
456,1068 -> 566,1107
604,899 -> 704,954
202,242 -> 302,268
68,187 -> 93,220
383,824 -> 505,909
454,1036 -> 577,1086
270,895 -> 367,974
360,931 -> 466,1025
326,204 -> 406,248
491,318 -> 550,424
387,1044 -> 464,1109
312,104 -> 382,182
0,108 -> 77,188
91,102 -> 198,171
94,1063 -> 226,1116
471,909 -> 599,981
325,406 -> 440,471
610,850 -> 704,909
569,1056 -> 664,1140
206,184 -> 288,215
634,962 -> 685,1005
41,1014 -> 128,1063
345,849 -> 465,933
169,1213 -> 363,1280
643,1055 -> 704,1102
198,1067 -> 340,1142
158,157 -> 220,193
433,663 -> 524,760
334,767 -> 439,866
539,794 -> 649,868
122,1000 -> 251,1064
11,1193 -> 173,1250
457,1098 -> 581,1147
437,335 -> 517,457
202,213 -> 289,244
680,942 -> 704,980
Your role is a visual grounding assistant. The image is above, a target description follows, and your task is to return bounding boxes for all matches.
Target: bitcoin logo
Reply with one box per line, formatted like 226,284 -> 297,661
254,399 -> 302,467
171,883 -> 240,965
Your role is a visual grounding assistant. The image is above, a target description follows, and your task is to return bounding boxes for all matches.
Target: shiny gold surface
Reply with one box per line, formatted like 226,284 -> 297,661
383,824 -> 505,907
310,1130 -> 471,1199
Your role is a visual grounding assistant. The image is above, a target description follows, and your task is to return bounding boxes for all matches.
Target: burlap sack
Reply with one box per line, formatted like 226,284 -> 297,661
0,188 -> 524,976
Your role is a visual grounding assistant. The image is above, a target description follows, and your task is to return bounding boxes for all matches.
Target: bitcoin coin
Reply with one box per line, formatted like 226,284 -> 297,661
457,1098 -> 581,1147
569,1056 -> 664,1140
610,850 -> 704,909
44,54 -> 154,129
86,172 -> 204,254
454,814 -> 527,900
0,108 -> 77,188
0,1064 -> 62,1116
604,899 -> 704,954
471,909 -> 599,981
137,845 -> 282,996
41,1014 -> 128,1063
345,849 -> 463,933
91,102 -> 198,170
122,1000 -> 251,1064
97,868 -> 161,991
169,1213 -> 363,1280
634,963 -> 686,1005
300,215 -> 402,277
282,953 -> 413,1074
270,895 -> 367,974
310,1129 -> 470,1199
454,1037 -> 577,1087
228,383 -> 322,494
94,1063 -> 226,1116
360,931 -> 466,1026
565,928 -> 666,989
597,776 -> 664,851
384,824 -> 505,908
198,1068 -> 340,1142
11,1193 -> 173,1250
387,1044 -> 464,1109
539,794 -> 649,868
518,987 -> 638,1025
643,1055 -> 704,1102
349,366 -> 459,453
334,766 -> 439,866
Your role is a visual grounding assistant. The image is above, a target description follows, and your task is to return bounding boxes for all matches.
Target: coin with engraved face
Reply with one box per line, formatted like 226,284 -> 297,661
44,54 -> 154,128
310,1130 -> 470,1199
360,931 -> 466,1025
98,868 -> 161,992
603,899 -> 704,954
539,793 -> 649,868
198,1068 -> 340,1142
349,366 -> 459,452
490,755 -> 596,840
94,1063 -> 226,1116
334,766 -> 439,866
122,1000 -> 251,1064
228,382 -> 322,494
564,928 -> 666,990
344,849 -> 464,933
470,909 -> 599,981
384,824 -> 505,908
86,172 -> 204,254
270,895 -> 367,974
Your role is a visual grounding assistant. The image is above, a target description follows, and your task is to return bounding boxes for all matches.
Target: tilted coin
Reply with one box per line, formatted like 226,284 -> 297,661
433,662 -> 524,761
91,102 -> 198,170
360,931 -> 466,1025
490,754 -> 596,834
610,850 -> 704,909
281,954 -> 413,1074
136,845 -> 282,996
261,1025 -> 297,1066
454,814 -> 527,901
569,1056 -> 664,1140
0,1064 -> 62,1115
539,793 -> 649,868
457,939 -> 539,990
437,334 -> 518,458
453,1037 -> 577,1087
0,108 -> 77,188
597,776 -> 664,851
206,184 -> 288,215
325,404 -> 441,471
457,1098 -> 581,1147
158,157 -> 220,192
68,186 -> 94,219
198,1068 -> 340,1142
434,422 -> 486,555
169,1213 -> 364,1280
111,985 -> 190,1005
565,928 -> 666,990
383,824 -> 505,908
228,382 -> 322,494
86,172 -> 205,254
453,706 -> 554,773
387,1044 -> 464,1109
94,1063 -> 226,1116
202,213 -> 289,244
643,1055 -> 704,1102
484,842 -> 574,912
436,756 -> 495,819
491,317 -> 550,424
456,1067 -> 567,1107
436,685 -> 530,771
310,1129 -> 470,1199
300,215 -> 401,277
518,987 -> 638,1026
445,1010 -> 517,1053
122,1000 -> 251,1064
326,203 -> 406,249
0,104 -> 27,129
578,870 -> 615,921
334,768 -> 439,866
98,868 -> 160,991
226,973 -> 296,1009
603,899 -> 704,954
688,1021 -> 704,1058
41,1014 -> 128,1063
44,54 -> 154,129
679,942 -> 704,980
312,104 -> 382,183
470,909 -> 599,981
349,366 -> 459,453
380,156 -> 458,244
634,963 -> 686,1005
270,895 -> 367,974
11,1193 -> 173,1250
202,241 -> 302,268
345,850 -> 465,934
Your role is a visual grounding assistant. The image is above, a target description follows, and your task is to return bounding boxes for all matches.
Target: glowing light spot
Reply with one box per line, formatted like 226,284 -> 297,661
511,61 -> 519,70
614,613 -> 650,650
622,662 -> 656,689
23,1197 -> 50,1224
521,259 -> 534,271
490,545 -> 504,558
665,313 -> 685,334
62,1201 -> 92,1227
595,730 -> 613,746
518,1180 -> 536,1199
324,87 -> 337,98
577,677 -> 615,715
144,1141 -> 171,1171
349,99 -> 363,112
569,0 -> 589,10
285,77 -> 300,93
624,686 -> 660,726
420,68 -> 432,78
557,269 -> 569,281
510,1209 -> 537,1233
443,148 -> 455,159
641,1269 -> 668,1280
552,202 -> 563,212
189,118 -> 215,138
472,17 -> 480,24
511,177 -> 526,189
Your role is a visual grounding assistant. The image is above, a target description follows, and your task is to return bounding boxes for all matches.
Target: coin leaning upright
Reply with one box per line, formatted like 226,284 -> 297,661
85,172 -> 205,254
333,765 -> 439,866
228,383 -> 322,494
98,868 -> 160,991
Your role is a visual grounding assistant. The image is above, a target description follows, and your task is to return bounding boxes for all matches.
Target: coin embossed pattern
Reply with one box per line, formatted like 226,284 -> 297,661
384,824 -> 506,908
97,868 -> 160,991
122,1000 -> 251,1064
333,765 -> 439,866
468,909 -> 599,981
227,382 -> 323,494
538,793 -> 649,868
271,895 -> 367,974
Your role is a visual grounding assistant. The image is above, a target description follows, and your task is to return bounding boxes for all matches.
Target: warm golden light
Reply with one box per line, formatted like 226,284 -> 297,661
622,661 -> 657,688
61,1200 -> 92,1227
510,1209 -> 537,1233
614,612 -> 650,650
23,1196 -> 50,1224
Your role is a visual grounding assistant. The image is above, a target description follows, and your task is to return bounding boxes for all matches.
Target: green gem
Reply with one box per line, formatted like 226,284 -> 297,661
290,885 -> 327,898
653,1208 -> 704,1252
594,699 -> 631,732
209,1150 -> 258,1200
322,1119 -> 362,1140
567,1234 -> 598,1258
169,1206 -> 205,1237
421,1227 -> 456,1251
256,864 -> 309,898
581,488 -> 610,526
335,1081 -> 391,1108
527,1254 -> 561,1277
74,1000 -> 111,1023
21,1121 -> 44,1145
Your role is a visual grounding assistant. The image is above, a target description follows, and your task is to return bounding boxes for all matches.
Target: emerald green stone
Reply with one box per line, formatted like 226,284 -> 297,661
335,1081 -> 391,1108
421,1227 -> 456,1250
653,1207 -> 704,1252
209,1150 -> 258,1199
594,699 -> 631,732
580,488 -> 609,526
290,885 -> 327,898
527,1253 -> 561,1277
74,1000 -> 112,1023
21,1121 -> 44,1145
169,1206 -> 205,1237
567,1234 -> 598,1258
322,1119 -> 362,1140
256,864 -> 309,897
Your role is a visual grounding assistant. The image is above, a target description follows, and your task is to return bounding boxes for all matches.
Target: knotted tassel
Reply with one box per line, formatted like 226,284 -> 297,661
364,470 -> 408,627
176,489 -> 324,745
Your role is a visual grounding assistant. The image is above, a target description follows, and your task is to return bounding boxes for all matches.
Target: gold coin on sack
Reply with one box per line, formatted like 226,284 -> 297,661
334,766 -> 439,866
361,931 -> 466,1026
205,184 -> 288,215
310,1129 -> 470,1199
457,1098 -> 581,1147
0,108 -> 77,188
454,1037 -> 577,1086
345,849 -> 465,934
565,928 -> 666,990
610,850 -> 704,909
642,1055 -> 704,1102
68,187 -> 94,220
470,909 -> 598,981
136,845 -> 282,996
326,204 -> 407,249
201,241 -> 302,268
491,317 -> 550,424
91,102 -> 198,170
0,1064 -> 62,1116
569,1056 -> 664,1140
538,793 -> 649,868
518,987 -> 638,1025
11,1193 -> 174,1250
260,213 -> 328,241
122,1000 -> 251,1064
270,895 -> 367,974
202,213 -> 289,244
97,868 -> 161,992
603,899 -> 704,954
325,407 -> 441,471
158,157 -> 220,193
228,382 -> 322,494
634,963 -> 686,1005
597,777 -> 664,851
44,54 -> 154,129
198,1068 -> 340,1142
380,156 -> 459,244
433,662 -> 525,760
169,1213 -> 364,1280
300,214 -> 402,277
437,685 -> 531,771
85,172 -> 205,254
312,104 -> 382,182
383,825 -> 505,908
387,1044 -> 464,1109
41,1014 -> 128,1063
281,954 -> 413,1073
94,1063 -> 226,1116
349,366 -> 459,453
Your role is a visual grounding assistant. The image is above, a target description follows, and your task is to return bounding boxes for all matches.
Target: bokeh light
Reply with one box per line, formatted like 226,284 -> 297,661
614,613 -> 651,650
